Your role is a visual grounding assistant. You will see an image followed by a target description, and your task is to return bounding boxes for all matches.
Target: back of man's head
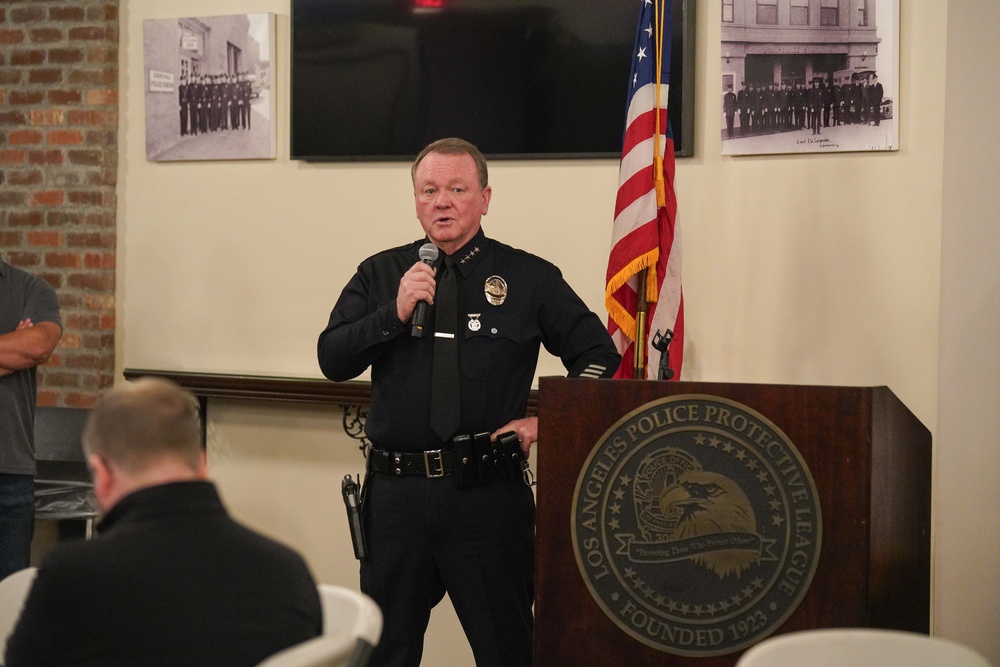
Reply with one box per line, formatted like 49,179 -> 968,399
83,378 -> 203,476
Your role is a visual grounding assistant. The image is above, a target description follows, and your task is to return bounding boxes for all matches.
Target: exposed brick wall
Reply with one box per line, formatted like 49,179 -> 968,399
0,1 -> 119,408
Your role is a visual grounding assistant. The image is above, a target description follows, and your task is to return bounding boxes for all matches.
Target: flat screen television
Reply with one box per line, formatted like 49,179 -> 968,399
290,0 -> 694,161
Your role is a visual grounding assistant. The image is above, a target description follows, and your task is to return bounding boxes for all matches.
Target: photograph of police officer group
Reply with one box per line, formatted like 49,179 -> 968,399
723,72 -> 886,140
178,71 -> 256,137
721,0 -> 898,156
143,13 -> 275,162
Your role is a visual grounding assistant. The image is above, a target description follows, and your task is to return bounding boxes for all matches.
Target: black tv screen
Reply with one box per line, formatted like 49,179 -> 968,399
290,0 -> 694,161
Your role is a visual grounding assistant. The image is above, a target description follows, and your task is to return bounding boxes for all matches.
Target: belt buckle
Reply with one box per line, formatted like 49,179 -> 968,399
423,450 -> 445,478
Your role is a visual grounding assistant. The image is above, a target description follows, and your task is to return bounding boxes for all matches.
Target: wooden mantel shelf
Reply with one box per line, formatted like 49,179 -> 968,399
122,368 -> 539,414
123,369 -> 372,405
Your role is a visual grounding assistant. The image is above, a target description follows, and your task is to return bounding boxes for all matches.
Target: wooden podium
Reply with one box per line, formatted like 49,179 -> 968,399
534,378 -> 931,666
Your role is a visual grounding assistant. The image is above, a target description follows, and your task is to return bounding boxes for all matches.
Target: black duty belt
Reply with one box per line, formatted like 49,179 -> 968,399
368,432 -> 530,487
368,447 -> 456,478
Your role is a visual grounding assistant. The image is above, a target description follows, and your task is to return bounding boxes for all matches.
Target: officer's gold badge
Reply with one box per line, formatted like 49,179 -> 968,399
484,276 -> 507,306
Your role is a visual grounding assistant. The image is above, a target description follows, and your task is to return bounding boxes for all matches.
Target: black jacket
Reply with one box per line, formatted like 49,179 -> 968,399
5,481 -> 322,667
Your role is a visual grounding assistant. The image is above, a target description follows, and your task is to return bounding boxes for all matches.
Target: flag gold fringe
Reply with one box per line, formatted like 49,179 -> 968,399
605,250 -> 659,342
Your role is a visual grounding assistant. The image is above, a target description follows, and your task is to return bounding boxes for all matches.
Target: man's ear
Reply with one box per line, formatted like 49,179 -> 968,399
87,453 -> 114,511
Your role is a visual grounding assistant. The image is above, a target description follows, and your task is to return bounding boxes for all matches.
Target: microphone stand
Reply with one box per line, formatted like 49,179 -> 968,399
651,329 -> 674,381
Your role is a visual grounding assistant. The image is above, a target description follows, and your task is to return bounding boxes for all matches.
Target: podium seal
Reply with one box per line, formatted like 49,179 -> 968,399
571,395 -> 822,656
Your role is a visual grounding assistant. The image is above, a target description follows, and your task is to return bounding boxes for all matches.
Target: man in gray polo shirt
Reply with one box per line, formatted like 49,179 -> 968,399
1,260 -> 62,580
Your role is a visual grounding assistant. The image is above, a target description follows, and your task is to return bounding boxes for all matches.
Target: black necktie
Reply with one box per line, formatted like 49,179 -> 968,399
429,255 -> 460,441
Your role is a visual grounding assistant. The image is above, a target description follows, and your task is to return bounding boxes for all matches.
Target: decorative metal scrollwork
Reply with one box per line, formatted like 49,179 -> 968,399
341,404 -> 370,457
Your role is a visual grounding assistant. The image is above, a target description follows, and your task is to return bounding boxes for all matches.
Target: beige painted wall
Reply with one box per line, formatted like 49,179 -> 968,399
935,2 -> 1000,662
116,0 -> 1000,664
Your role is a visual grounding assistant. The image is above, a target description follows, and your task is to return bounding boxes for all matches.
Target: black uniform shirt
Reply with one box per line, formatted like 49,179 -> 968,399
318,228 -> 621,452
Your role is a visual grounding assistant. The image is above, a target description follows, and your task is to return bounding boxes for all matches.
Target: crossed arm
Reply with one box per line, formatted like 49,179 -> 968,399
0,319 -> 62,377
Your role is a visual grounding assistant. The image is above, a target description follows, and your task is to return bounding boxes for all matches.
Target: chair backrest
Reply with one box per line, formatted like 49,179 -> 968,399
735,628 -> 993,667
318,585 -> 382,649
256,585 -> 383,667
0,567 -> 38,657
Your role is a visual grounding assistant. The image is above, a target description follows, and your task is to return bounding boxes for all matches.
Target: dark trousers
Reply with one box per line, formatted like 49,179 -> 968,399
0,474 -> 35,581
360,473 -> 535,667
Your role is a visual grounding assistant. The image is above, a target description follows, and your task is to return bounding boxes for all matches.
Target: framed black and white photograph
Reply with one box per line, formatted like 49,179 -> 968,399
720,0 -> 898,156
142,13 -> 276,162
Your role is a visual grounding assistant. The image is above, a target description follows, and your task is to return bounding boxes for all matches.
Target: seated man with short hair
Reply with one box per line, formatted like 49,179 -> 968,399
5,378 -> 322,667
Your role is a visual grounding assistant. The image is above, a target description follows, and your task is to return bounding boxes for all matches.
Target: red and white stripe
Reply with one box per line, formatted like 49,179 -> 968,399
606,81 -> 684,379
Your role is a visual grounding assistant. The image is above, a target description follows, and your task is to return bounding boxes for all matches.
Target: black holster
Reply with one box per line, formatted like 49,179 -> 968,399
341,474 -> 367,560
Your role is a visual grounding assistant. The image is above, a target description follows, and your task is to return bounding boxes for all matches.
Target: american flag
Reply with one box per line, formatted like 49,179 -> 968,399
605,0 -> 683,380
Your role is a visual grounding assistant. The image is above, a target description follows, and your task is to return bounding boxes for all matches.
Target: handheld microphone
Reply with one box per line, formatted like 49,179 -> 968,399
410,242 -> 439,337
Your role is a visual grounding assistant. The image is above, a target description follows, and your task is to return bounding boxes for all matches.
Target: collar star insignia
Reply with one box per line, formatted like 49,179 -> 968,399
460,246 -> 480,264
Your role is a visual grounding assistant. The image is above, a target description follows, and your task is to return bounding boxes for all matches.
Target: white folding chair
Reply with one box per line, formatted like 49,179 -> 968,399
735,628 -> 993,667
0,567 -> 38,657
256,584 -> 382,667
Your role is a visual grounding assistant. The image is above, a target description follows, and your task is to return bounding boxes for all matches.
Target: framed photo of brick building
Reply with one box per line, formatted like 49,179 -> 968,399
720,0 -> 898,156
142,13 -> 276,161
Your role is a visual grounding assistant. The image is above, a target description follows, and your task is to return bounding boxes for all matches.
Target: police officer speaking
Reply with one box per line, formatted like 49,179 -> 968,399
317,137 -> 620,666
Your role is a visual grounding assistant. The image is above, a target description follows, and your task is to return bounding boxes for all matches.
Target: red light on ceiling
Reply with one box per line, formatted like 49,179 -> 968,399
412,0 -> 443,8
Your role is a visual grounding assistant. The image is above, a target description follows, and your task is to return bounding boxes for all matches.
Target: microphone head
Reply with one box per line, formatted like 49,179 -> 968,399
418,243 -> 439,264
